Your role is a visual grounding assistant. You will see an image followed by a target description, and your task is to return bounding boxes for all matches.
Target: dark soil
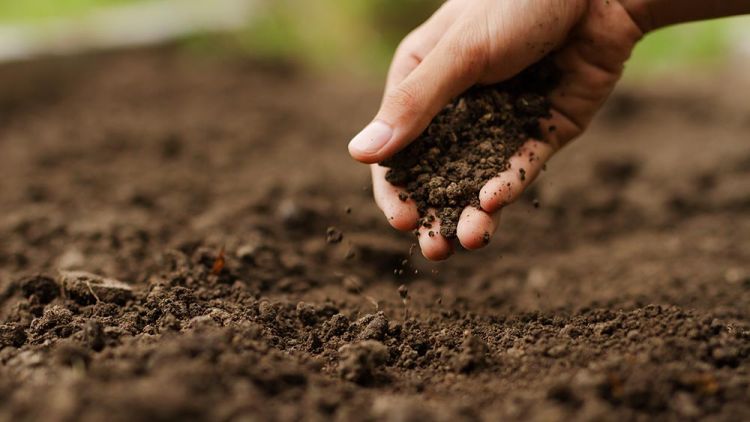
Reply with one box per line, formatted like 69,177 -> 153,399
381,58 -> 558,238
1,48 -> 750,421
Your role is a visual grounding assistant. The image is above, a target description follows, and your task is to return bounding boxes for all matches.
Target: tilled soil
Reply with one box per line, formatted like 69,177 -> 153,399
1,48 -> 749,421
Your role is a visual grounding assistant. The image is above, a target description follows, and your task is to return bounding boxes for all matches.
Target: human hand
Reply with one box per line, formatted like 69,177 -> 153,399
349,0 -> 644,260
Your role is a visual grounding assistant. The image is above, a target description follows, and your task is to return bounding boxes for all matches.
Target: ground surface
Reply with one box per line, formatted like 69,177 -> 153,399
0,49 -> 749,421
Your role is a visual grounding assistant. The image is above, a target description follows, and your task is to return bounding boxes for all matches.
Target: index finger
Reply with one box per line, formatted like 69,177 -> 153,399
384,0 -> 463,92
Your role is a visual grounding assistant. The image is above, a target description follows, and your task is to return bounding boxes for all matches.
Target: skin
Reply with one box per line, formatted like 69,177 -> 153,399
349,0 -> 750,261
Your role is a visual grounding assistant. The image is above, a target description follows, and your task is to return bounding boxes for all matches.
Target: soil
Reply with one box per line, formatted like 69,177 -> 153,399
1,47 -> 750,421
380,58 -> 558,238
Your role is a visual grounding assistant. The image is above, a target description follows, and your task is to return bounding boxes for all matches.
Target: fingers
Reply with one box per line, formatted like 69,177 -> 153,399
348,24 -> 485,164
372,163 -> 453,261
417,212 -> 454,261
475,35 -> 628,215
385,0 -> 464,92
479,139 -> 555,213
372,159 -> 488,259
348,0 -> 581,165
457,207 -> 500,250
543,48 -> 626,149
371,165 -> 419,231
417,207 -> 497,259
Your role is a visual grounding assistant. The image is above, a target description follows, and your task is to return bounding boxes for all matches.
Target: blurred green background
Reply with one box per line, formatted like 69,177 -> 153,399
1,0 -> 748,79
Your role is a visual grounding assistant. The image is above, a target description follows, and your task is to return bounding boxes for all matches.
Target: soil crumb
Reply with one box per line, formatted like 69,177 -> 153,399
454,330 -> 489,373
380,57 -> 559,238
338,340 -> 389,385
326,226 -> 344,244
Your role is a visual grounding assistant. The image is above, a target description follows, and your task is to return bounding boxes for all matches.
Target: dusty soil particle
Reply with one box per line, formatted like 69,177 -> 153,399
381,57 -> 558,237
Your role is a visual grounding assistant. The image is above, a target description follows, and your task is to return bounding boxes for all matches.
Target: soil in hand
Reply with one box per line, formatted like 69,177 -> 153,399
380,57 -> 559,238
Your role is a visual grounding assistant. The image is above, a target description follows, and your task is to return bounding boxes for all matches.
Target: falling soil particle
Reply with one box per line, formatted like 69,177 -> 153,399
380,57 -> 558,238
397,285 -> 408,300
326,226 -> 344,244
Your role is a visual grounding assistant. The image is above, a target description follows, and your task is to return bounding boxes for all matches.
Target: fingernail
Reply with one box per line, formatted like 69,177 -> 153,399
348,120 -> 393,155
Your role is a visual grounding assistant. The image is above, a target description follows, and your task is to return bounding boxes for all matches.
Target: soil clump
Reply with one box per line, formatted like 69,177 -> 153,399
381,58 -> 559,237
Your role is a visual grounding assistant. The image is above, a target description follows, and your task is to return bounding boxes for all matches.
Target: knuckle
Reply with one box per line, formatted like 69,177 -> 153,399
446,28 -> 488,78
397,29 -> 422,53
385,84 -> 422,117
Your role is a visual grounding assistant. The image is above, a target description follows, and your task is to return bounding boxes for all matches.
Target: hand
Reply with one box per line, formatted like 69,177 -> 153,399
349,0 -> 644,260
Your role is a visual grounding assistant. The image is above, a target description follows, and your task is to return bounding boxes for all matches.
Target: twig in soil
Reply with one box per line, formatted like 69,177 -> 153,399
211,246 -> 226,275
85,280 -> 101,303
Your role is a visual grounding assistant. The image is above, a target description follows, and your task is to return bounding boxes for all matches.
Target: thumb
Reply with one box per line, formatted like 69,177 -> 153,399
348,37 -> 484,164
